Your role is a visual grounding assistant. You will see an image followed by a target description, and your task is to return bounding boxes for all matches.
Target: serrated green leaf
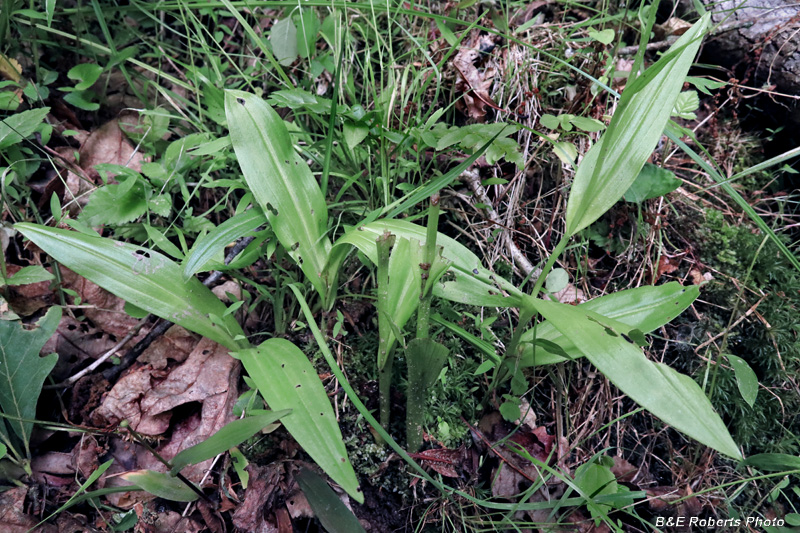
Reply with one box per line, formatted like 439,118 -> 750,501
271,17 -> 298,66
225,90 -> 333,302
565,15 -> 709,236
0,107 -> 50,149
4,265 -> 54,286
623,163 -> 681,203
529,297 -> 741,459
522,282 -> 698,366
15,224 -> 243,350
81,176 -> 147,225
122,470 -> 199,501
672,90 -> 699,120
297,468 -> 367,533
726,354 -> 758,408
0,306 -> 60,457
183,209 -> 265,280
235,339 -> 362,503
170,410 -> 290,475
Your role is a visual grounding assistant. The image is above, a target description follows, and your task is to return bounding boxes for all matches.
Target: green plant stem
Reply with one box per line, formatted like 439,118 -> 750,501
376,231 -> 396,429
416,195 -> 440,339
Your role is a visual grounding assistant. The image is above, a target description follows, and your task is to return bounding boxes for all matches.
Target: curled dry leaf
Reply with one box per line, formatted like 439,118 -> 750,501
452,33 -> 501,120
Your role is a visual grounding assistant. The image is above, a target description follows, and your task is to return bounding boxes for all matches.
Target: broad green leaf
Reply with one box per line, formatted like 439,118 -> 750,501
297,468 -> 367,533
522,282 -> 698,366
170,410 -> 290,475
295,8 -> 320,59
565,14 -> 709,236
553,141 -> 577,166
67,63 -> 102,91
740,454 -> 800,472
63,91 -> 99,111
574,458 -> 619,522
225,90 -> 333,302
343,120 -> 369,150
545,268 -> 569,293
329,220 -> 524,308
529,297 -> 741,459
80,176 -> 147,226
4,265 -> 54,286
726,354 -> 758,408
0,107 -> 50,149
235,339 -> 362,503
15,224 -> 243,350
0,306 -> 60,457
406,338 -> 449,451
672,90 -> 699,120
623,163 -> 681,203
539,114 -> 560,130
570,116 -> 606,133
183,208 -> 265,280
122,470 -> 199,501
271,16 -> 298,66
0,442 -> 6,459
230,447 -> 249,489
588,28 -> 615,45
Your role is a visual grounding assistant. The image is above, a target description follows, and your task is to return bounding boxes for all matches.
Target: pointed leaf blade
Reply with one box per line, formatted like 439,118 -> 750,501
529,297 -> 741,459
15,224 -> 243,350
236,339 -> 362,503
225,90 -> 332,300
0,306 -> 60,456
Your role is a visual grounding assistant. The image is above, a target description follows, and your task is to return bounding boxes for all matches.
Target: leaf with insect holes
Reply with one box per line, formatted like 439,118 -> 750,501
565,14 -> 709,236
15,224 -> 244,350
235,339 -> 363,503
528,296 -> 741,459
521,282 -> 698,366
225,90 -> 333,303
0,307 -> 60,458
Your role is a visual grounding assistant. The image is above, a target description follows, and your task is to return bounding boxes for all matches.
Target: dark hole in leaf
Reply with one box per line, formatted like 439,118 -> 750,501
291,242 -> 300,251
281,363 -> 285,368
284,160 -> 290,165
296,384 -> 301,388
236,97 -> 245,105
266,203 -> 278,216
622,333 -> 633,343
134,249 -> 151,258
472,269 -> 479,274
203,350 -> 209,355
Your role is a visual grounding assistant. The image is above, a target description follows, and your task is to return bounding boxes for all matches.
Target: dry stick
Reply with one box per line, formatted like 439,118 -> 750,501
461,169 -> 542,281
51,234 -> 258,387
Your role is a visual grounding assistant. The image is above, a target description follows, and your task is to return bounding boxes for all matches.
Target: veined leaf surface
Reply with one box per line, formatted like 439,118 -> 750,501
565,14 -> 710,235
236,339 -> 363,503
330,220 -> 524,308
16,224 -> 244,350
225,90 -> 333,301
529,297 -> 741,459
521,283 -> 699,366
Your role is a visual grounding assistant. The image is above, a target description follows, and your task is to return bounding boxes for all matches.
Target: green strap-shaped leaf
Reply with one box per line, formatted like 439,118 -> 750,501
225,90 -> 333,302
170,410 -> 290,475
296,468 -> 367,533
565,14 -> 709,236
406,338 -> 449,452
183,208 -> 265,281
528,297 -> 741,459
521,282 -> 699,366
121,470 -> 200,502
15,224 -> 244,350
0,306 -> 60,458
330,220 -> 524,308
236,339 -> 363,503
